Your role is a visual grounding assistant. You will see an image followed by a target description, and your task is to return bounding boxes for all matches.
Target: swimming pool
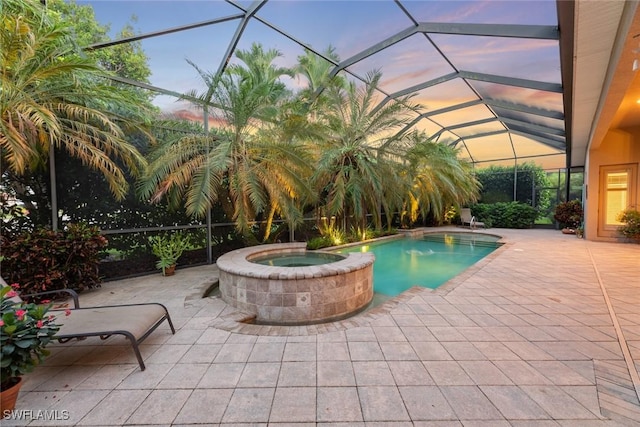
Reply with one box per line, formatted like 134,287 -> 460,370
336,232 -> 502,296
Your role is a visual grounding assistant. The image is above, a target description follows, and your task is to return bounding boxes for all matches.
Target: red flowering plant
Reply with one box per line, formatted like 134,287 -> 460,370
0,284 -> 62,390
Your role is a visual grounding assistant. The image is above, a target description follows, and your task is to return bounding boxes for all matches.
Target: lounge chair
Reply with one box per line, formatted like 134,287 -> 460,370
460,208 -> 485,229
1,280 -> 175,371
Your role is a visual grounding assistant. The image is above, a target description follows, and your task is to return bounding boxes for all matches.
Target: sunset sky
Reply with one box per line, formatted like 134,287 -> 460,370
78,0 -> 565,168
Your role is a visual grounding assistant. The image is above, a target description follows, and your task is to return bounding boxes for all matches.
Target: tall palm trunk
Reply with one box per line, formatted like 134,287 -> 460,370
262,202 -> 278,242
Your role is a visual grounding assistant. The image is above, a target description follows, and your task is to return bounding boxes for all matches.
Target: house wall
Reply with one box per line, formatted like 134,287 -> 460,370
585,126 -> 640,241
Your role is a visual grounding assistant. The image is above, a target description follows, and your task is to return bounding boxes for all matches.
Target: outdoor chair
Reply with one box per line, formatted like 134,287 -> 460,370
460,208 -> 485,229
1,279 -> 175,371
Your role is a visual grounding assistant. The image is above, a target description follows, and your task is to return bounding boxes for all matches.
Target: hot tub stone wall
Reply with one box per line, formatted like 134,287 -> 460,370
216,243 -> 374,325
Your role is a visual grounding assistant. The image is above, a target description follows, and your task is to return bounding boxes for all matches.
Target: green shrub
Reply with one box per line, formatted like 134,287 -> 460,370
553,199 -> 583,228
468,204 -> 493,228
348,226 -> 379,242
149,232 -> 189,274
306,227 -> 397,249
475,163 -> 551,210
618,209 -> 640,241
0,223 -> 107,295
471,202 -> 538,229
307,236 -> 333,250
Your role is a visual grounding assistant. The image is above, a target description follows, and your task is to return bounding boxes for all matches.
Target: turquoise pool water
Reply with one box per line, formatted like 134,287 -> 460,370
251,252 -> 344,267
337,232 -> 502,296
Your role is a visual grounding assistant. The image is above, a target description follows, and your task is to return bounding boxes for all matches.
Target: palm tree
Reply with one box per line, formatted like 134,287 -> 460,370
402,132 -> 480,226
140,43 -> 314,240
0,0 -> 149,203
295,46 -> 346,109
312,70 -> 423,232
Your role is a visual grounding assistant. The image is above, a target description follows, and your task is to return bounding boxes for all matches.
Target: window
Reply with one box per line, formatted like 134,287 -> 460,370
599,164 -> 637,236
604,172 -> 628,225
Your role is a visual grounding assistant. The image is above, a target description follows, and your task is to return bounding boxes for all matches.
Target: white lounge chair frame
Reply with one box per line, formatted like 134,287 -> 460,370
460,208 -> 485,229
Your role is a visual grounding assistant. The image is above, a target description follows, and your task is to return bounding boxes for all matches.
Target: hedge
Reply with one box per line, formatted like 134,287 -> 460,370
471,202 -> 538,229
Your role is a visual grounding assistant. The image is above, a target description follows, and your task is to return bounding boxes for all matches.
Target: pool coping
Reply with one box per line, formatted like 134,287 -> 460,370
217,242 -> 375,279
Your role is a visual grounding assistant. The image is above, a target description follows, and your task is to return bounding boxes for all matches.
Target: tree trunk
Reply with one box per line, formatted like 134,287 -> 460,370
262,203 -> 277,242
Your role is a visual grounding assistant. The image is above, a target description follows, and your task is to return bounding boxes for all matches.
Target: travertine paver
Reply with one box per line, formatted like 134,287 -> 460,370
399,385 -> 458,420
277,361 -> 316,386
75,364 -> 137,390
353,361 -> 396,385
220,387 -> 274,423
114,363 -> 173,390
358,386 -> 411,421
317,340 -> 350,360
197,362 -> 243,388
317,386 -> 363,421
459,360 -> 514,385
77,390 -> 151,426
172,388 -> 232,424
178,343 -> 222,363
38,390 -> 110,426
247,341 -> 285,361
125,389 -> 191,424
236,362 -> 280,387
348,340 -> 385,360
156,363 -> 207,389
317,360 -> 356,386
269,387 -> 316,422
8,228 -> 640,425
441,385 -> 506,420
521,385 -> 599,419
423,361 -> 476,385
478,385 -> 549,420
387,360 -> 435,386
282,341 -> 316,361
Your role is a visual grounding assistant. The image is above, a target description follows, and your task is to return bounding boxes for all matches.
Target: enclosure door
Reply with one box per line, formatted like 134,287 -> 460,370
598,164 -> 637,237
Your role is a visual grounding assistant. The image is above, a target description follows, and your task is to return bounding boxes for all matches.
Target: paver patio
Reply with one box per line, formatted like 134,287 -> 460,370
5,228 -> 640,426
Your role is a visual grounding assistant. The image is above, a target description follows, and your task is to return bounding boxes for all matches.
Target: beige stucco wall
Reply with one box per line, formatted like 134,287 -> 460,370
585,126 -> 640,241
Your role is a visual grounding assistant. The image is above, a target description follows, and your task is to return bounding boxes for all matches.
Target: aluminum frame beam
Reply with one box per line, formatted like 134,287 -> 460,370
485,98 -> 564,120
105,75 -> 209,106
377,71 -> 563,114
460,71 -> 562,92
85,14 -> 244,50
448,127 -> 565,152
509,129 -> 565,150
212,1 -> 268,87
498,116 -> 565,137
423,100 -> 486,117
330,22 -> 558,76
439,116 -> 564,137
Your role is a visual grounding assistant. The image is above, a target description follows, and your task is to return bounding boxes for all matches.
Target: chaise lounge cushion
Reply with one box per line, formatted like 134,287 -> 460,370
50,304 -> 169,342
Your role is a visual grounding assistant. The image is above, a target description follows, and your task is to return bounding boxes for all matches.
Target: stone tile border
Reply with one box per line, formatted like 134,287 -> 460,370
208,286 -> 425,336
216,243 -> 375,325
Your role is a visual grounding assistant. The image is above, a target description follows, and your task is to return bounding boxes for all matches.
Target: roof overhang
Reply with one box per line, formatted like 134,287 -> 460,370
570,0 -> 640,168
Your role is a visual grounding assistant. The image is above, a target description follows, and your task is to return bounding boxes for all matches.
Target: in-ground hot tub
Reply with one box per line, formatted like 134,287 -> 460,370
216,242 -> 375,325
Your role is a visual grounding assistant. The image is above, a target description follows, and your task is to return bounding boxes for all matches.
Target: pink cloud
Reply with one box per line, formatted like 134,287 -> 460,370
433,1 -> 493,22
